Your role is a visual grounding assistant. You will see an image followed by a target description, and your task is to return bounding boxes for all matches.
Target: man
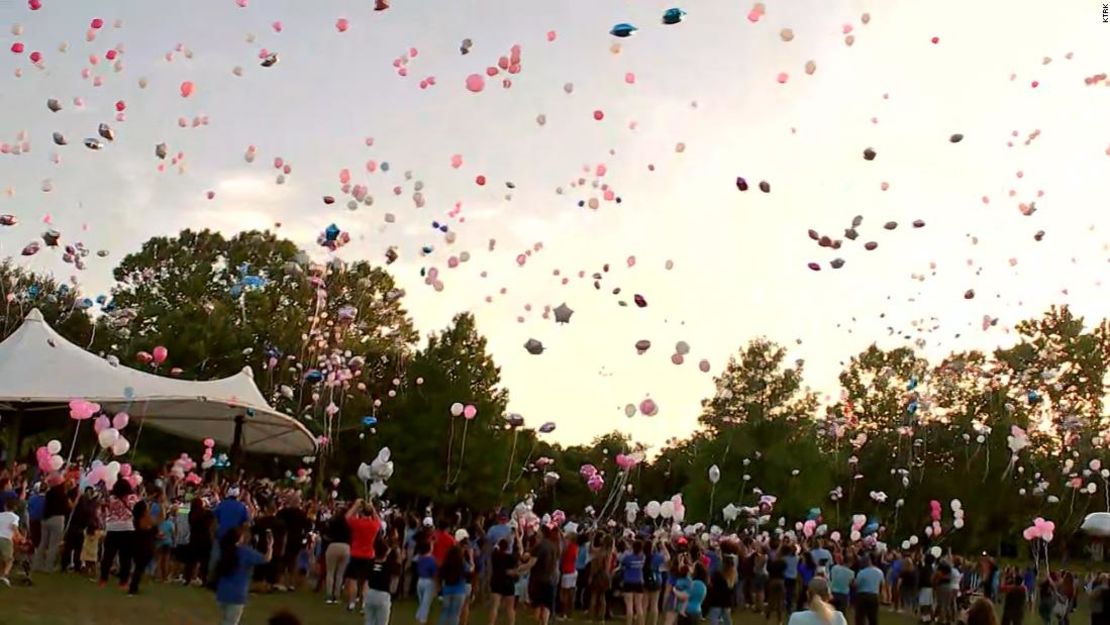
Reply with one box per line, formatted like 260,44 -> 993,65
208,485 -> 251,581
432,515 -> 456,566
33,474 -> 70,572
0,497 -> 22,586
829,555 -> 856,616
346,498 -> 381,612
0,478 -> 19,512
26,483 -> 45,551
276,494 -> 310,591
854,556 -> 884,625
810,541 -> 833,576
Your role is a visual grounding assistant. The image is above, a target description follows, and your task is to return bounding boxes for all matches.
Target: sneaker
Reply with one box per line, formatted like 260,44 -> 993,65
0,577 -> 10,587
348,602 -> 356,612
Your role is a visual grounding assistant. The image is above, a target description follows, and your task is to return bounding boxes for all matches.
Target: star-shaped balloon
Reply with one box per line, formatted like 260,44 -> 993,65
553,303 -> 574,324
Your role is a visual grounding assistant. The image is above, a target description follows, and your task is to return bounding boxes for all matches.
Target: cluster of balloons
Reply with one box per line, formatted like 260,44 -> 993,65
644,495 -> 686,522
449,402 -> 478,419
135,345 -> 168,366
1022,517 -> 1056,542
35,440 -> 66,473
579,463 -> 604,493
85,459 -> 137,491
357,446 -> 394,497
93,410 -> 131,456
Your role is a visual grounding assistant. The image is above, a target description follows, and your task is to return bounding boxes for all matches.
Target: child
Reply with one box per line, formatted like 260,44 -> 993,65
156,513 -> 175,581
81,527 -> 104,575
215,527 -> 273,625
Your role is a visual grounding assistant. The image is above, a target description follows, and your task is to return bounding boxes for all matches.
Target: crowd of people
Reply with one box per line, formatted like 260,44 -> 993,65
0,463 -> 1107,625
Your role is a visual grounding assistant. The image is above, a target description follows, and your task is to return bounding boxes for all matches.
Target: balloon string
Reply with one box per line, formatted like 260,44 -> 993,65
129,402 -> 150,459
443,415 -> 456,489
64,419 -> 82,470
501,429 -> 520,493
448,420 -> 470,487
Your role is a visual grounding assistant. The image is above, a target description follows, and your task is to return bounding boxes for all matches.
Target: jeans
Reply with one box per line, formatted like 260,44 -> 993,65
62,530 -> 85,572
416,577 -> 436,623
784,579 -> 797,612
365,588 -> 392,625
33,515 -> 65,572
438,593 -> 467,625
219,603 -> 246,625
325,543 -> 351,600
856,593 -> 879,625
99,531 -> 134,584
708,607 -> 733,625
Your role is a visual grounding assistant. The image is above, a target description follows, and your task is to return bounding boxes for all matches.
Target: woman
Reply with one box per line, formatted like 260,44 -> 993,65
676,563 -> 708,625
707,554 -> 738,625
456,529 -> 476,625
439,545 -> 470,625
1000,568 -> 1028,625
99,479 -> 139,589
752,546 -> 769,614
966,598 -> 1000,625
1037,574 -> 1057,625
322,504 -> 352,604
184,495 -> 214,587
364,535 -> 400,625
766,547 -> 788,625
489,536 -> 520,625
414,541 -> 438,624
620,539 -> 648,625
787,578 -> 847,625
646,540 -> 669,625
590,534 -> 616,622
129,497 -> 158,595
898,556 -> 917,614
215,527 -> 273,625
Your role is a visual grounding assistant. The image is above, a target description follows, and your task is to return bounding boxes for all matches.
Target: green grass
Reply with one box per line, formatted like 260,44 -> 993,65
2,574 -> 1092,625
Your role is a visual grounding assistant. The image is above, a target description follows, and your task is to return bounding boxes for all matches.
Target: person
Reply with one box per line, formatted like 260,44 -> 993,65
706,554 -> 738,625
276,494 -> 311,591
433,517 -> 458,565
1087,573 -> 1108,625
590,534 -> 616,622
525,525 -> 560,625
647,540 -> 669,625
620,539 -> 648,625
897,556 -> 917,614
810,543 -> 833,577
783,544 -> 800,614
1001,568 -> 1028,625
62,486 -> 97,573
33,475 -> 69,572
99,479 -> 139,589
364,535 -> 400,625
854,557 -> 883,625
0,497 -> 22,586
129,496 -> 158,595
752,545 -> 769,613
559,531 -> 579,620
322,503 -> 352,604
155,503 -> 176,581
767,547 -> 789,625
81,524 -> 104,575
210,486 -> 251,581
215,526 -> 273,625
26,483 -> 45,552
489,535 -> 520,625
414,541 -> 438,624
829,557 -> 855,616
439,545 -> 470,625
676,563 -> 708,625
966,598 -> 999,625
346,498 -> 382,612
788,577 -> 848,625
184,495 -> 214,586
1037,574 -> 1056,625
456,528 -> 476,625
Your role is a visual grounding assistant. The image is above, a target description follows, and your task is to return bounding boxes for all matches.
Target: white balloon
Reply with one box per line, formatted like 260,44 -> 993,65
645,501 -> 661,519
46,440 -> 62,455
98,428 -> 120,449
107,461 -> 121,474
930,546 -> 943,558
377,447 -> 391,463
660,501 -> 674,519
450,402 -> 464,417
849,530 -> 861,542
111,437 -> 130,456
909,535 -> 919,545
49,455 -> 64,471
950,499 -> 962,512
708,465 -> 720,484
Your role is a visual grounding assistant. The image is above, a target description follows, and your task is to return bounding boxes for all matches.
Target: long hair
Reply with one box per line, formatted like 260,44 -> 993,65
216,527 -> 242,580
721,555 -> 738,588
807,582 -> 836,625
966,598 -> 999,625
440,545 -> 465,586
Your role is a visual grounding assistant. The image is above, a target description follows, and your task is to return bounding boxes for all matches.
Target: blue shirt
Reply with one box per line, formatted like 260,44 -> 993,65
707,551 -> 721,574
416,554 -> 437,579
213,498 -> 250,539
830,565 -> 855,595
216,545 -> 266,605
685,580 -> 707,616
158,519 -> 175,547
649,551 -> 665,582
783,554 -> 799,580
487,523 -> 512,551
621,553 -> 645,585
27,494 -> 45,522
856,566 -> 884,594
575,545 -> 590,571
810,548 -> 832,568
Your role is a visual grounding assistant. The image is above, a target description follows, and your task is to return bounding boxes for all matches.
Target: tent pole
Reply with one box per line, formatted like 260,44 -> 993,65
230,413 -> 245,469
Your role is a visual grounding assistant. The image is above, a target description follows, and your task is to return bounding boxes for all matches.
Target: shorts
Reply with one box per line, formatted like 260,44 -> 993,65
919,588 -> 935,607
0,537 -> 12,561
560,573 -> 578,589
624,582 -> 644,594
530,583 -> 556,610
346,556 -> 373,581
645,575 -> 659,592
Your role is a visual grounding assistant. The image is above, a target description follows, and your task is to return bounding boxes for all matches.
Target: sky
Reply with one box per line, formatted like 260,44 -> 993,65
0,0 -> 1107,452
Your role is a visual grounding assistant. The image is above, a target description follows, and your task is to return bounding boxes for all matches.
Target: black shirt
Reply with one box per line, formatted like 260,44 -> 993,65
44,484 -> 69,518
706,571 -> 737,608
768,559 -> 787,580
189,508 -> 214,546
367,554 -> 400,592
324,514 -> 352,546
276,507 -> 310,557
491,549 -> 519,588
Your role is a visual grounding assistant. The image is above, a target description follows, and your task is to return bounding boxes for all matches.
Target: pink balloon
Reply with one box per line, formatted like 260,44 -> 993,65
336,18 -> 349,32
776,72 -> 789,84
112,412 -> 129,429
152,345 -> 168,365
465,73 -> 485,93
1023,527 -> 1036,541
450,154 -> 463,169
625,72 -> 636,85
272,21 -> 283,32
203,438 -> 215,448
463,405 -> 477,420
671,354 -> 684,365
546,31 -> 557,42
179,81 -> 195,97
93,415 -> 110,434
639,399 -> 657,415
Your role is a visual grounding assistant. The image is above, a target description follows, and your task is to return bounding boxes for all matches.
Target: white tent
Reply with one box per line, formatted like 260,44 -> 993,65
0,308 -> 316,456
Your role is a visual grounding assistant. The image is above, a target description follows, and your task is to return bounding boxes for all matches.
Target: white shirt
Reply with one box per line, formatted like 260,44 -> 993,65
0,511 -> 19,539
788,609 -> 848,625
950,568 -> 962,590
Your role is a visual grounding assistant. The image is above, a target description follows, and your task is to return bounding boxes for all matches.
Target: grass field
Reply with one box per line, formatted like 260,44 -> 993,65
3,574 -> 1093,625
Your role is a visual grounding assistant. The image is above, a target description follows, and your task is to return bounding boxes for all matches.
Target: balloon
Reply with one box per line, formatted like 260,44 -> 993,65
98,428 -> 119,449
645,501 -> 661,519
112,437 -> 130,456
49,455 -> 64,471
69,399 -> 99,420
538,422 -> 556,434
93,415 -> 110,433
203,438 -> 215,448
465,73 -> 485,93
708,465 -> 720,484
450,402 -> 464,417
624,404 -> 636,418
362,416 -> 378,427
849,530 -> 860,542
463,405 -> 477,420
179,81 -> 195,97
112,412 -> 129,429
152,345 -> 168,364
660,501 -> 674,519
930,546 -> 943,558
46,439 -> 62,455
639,399 -> 657,416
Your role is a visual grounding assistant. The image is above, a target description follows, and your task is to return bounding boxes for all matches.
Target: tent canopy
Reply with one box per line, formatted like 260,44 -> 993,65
0,308 -> 316,456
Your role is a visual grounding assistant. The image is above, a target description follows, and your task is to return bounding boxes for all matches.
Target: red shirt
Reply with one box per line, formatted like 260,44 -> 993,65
561,542 -> 579,574
432,530 -> 456,565
347,516 -> 381,559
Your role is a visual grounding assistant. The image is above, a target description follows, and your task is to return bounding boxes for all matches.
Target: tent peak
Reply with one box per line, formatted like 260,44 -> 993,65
25,308 -> 44,322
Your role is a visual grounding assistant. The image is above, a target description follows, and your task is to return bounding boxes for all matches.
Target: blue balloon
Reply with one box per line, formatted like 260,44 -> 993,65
324,223 -> 341,242
304,370 -> 324,383
123,386 -> 134,399
538,422 -> 555,433
422,245 -> 433,254
661,8 -> 686,24
75,298 -> 93,310
229,285 -> 243,297
907,376 -> 918,390
362,416 -> 378,427
380,162 -> 390,172
610,23 -> 638,37
95,294 -> 108,305
1027,390 -> 1040,404
907,400 -> 918,414
439,225 -> 448,233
